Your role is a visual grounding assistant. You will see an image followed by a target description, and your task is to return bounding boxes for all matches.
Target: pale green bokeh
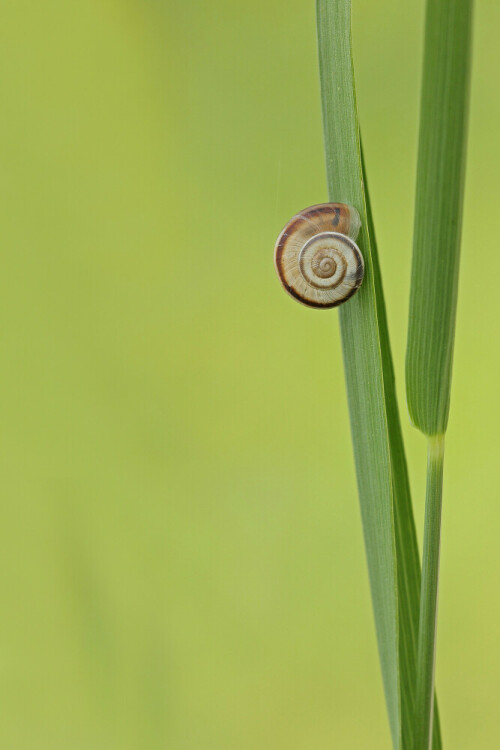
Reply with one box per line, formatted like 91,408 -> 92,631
0,1 -> 498,748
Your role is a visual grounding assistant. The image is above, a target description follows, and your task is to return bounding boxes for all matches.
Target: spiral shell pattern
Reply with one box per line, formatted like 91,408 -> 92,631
274,203 -> 364,308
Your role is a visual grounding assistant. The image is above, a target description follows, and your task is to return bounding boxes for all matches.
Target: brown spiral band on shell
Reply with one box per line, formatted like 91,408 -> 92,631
274,203 -> 364,309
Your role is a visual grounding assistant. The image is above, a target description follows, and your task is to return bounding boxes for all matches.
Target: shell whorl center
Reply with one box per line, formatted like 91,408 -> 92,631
313,251 -> 337,278
299,233 -> 348,290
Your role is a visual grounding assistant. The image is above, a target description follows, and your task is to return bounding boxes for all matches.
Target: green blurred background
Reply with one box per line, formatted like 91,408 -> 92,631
0,1 -> 498,747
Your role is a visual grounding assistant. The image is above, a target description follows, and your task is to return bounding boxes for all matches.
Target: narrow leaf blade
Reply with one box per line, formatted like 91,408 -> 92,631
406,0 -> 474,436
317,1 -> 400,744
365,170 -> 442,750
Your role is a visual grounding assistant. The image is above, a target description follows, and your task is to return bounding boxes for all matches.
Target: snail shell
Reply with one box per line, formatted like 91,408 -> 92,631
274,203 -> 364,308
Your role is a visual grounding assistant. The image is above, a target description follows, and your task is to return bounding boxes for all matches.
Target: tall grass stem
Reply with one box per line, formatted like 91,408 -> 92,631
414,435 -> 445,750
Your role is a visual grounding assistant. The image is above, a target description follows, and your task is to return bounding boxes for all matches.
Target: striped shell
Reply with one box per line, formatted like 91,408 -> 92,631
274,203 -> 364,308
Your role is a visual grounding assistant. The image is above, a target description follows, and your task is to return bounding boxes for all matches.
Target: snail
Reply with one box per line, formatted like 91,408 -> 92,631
274,203 -> 364,308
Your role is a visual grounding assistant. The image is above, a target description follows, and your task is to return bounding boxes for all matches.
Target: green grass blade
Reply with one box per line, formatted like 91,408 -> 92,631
317,3 -> 415,747
364,161 -> 442,750
406,0 -> 474,436
316,3 -> 399,742
317,3 -> 442,747
407,1 -> 473,744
